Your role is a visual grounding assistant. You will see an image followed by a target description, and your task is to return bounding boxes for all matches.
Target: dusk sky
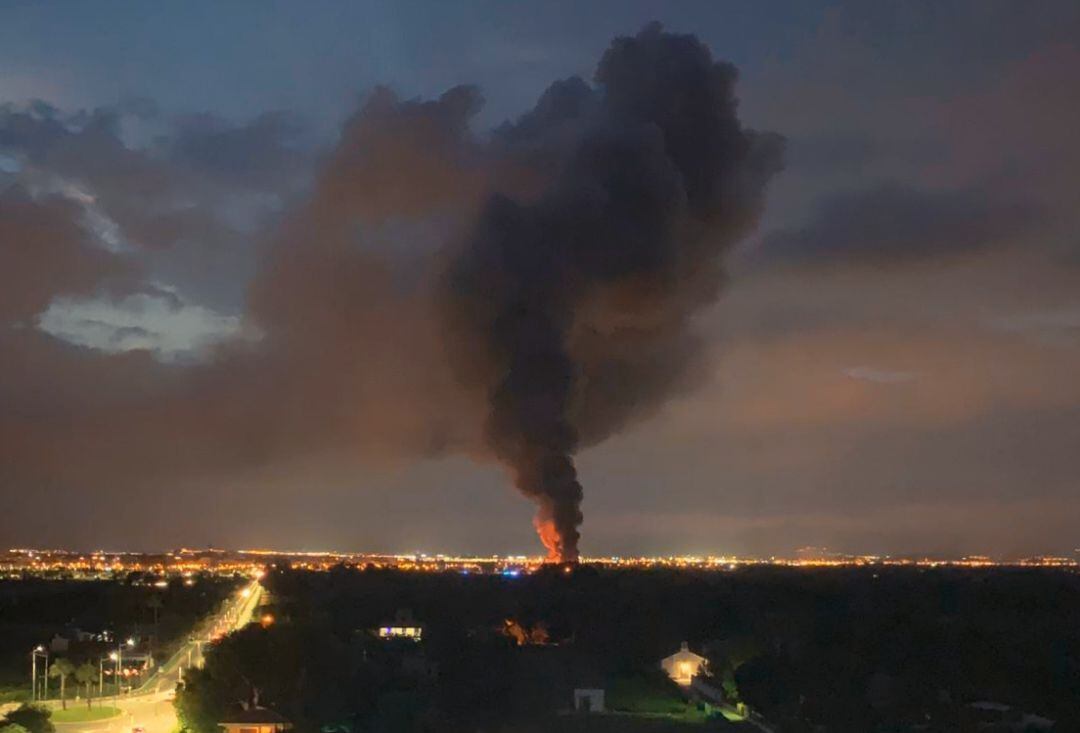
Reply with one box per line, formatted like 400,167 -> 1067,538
2,1 -> 1078,558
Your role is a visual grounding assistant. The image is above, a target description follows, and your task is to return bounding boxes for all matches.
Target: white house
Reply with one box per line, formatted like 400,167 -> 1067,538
376,608 -> 424,641
660,641 -> 707,686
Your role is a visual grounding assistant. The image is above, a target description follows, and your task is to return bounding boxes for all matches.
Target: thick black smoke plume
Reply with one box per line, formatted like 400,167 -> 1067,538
444,24 -> 783,561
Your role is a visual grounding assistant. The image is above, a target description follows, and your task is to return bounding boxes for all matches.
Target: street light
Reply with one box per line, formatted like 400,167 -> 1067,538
98,654 -> 117,704
111,649 -> 121,699
30,646 -> 48,701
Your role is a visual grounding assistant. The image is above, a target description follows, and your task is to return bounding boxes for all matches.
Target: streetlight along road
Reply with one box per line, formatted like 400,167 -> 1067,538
30,645 -> 48,701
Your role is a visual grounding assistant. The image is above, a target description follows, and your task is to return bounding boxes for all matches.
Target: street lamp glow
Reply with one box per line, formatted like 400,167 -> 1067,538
126,638 -> 135,647
109,652 -> 118,661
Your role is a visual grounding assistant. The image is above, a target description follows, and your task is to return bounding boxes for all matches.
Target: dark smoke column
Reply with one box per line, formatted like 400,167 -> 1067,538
444,23 -> 783,562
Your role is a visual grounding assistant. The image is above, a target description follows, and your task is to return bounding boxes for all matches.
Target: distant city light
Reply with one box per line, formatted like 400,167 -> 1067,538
2,546 -> 1077,582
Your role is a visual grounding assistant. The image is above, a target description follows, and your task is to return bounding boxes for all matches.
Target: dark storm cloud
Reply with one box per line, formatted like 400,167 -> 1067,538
167,110 -> 310,190
759,183 -> 1035,265
0,97 -> 320,313
0,99 -> 314,243
0,187 -> 133,321
0,101 -> 70,159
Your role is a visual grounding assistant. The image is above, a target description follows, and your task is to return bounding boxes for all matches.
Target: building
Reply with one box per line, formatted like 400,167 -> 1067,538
660,641 -> 707,686
376,608 -> 423,641
220,708 -> 292,733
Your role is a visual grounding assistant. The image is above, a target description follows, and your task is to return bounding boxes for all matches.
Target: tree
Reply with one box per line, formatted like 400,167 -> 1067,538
0,724 -> 30,733
74,663 -> 97,709
47,660 -> 75,710
2,704 -> 55,733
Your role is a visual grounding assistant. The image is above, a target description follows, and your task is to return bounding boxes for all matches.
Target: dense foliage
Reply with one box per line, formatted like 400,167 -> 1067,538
0,704 -> 53,733
176,565 -> 1080,732
0,575 -> 240,697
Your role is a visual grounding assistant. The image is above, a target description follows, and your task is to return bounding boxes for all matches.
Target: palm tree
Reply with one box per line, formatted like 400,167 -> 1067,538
48,658 -> 75,710
74,662 -> 97,709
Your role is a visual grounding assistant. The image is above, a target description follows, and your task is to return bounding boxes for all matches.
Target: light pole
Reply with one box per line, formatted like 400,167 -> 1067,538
99,650 -> 122,704
117,637 -> 134,696
109,651 -> 119,700
30,646 -> 48,701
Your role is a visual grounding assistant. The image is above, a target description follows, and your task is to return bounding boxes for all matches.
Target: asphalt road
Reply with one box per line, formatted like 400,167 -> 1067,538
134,579 -> 263,695
51,691 -> 176,733
49,579 -> 263,733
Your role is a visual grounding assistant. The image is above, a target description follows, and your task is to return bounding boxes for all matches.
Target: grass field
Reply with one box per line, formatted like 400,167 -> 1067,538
51,706 -> 122,723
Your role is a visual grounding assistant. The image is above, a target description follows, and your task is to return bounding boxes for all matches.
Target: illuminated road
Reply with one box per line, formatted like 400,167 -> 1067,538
47,579 -> 262,733
50,692 -> 175,733
134,578 -> 263,695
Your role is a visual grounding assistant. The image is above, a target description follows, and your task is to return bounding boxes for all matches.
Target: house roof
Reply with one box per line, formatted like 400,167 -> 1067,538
661,642 -> 707,664
220,708 -> 291,725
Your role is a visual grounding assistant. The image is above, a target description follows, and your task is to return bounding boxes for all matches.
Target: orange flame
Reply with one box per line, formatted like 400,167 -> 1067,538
533,515 -> 563,562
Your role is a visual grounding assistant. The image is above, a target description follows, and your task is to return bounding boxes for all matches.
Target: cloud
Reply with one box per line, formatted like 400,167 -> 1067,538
37,287 -> 245,361
0,187 -> 133,323
758,183 -> 1035,265
166,109 -> 311,191
0,98 -> 317,313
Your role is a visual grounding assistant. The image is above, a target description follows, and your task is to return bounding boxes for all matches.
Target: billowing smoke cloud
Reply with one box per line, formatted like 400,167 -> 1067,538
0,24 -> 781,557
443,23 -> 783,560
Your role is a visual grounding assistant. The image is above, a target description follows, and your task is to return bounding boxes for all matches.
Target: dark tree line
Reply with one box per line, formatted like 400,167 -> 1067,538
176,565 -> 1080,732
0,575 -> 239,696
